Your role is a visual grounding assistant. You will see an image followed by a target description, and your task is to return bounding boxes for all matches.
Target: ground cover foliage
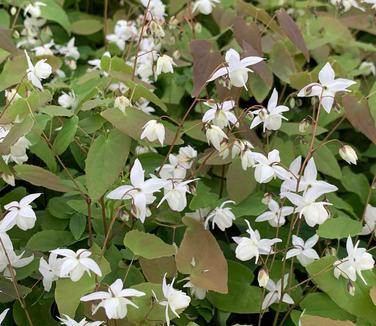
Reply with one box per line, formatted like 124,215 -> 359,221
0,0 -> 375,325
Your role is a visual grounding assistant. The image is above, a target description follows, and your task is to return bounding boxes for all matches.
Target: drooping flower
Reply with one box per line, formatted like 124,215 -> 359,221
297,62 -> 356,113
359,204 -> 376,235
255,199 -> 293,227
205,125 -> 228,151
339,145 -> 358,165
0,249 -> 34,277
58,91 -> 77,109
233,220 -> 281,263
207,48 -> 264,89
155,274 -> 191,326
252,149 -> 285,184
202,100 -> 238,129
156,55 -> 176,77
81,279 -> 145,320
158,179 -> 196,212
159,154 -> 187,180
177,146 -> 197,169
24,1 -> 46,17
25,50 -> 52,90
39,253 -> 62,292
58,314 -> 103,326
58,38 -> 80,60
141,120 -> 165,145
0,308 -> 9,324
106,20 -> 138,50
183,281 -> 207,300
192,0 -> 220,14
204,200 -> 236,231
286,235 -> 320,266
250,89 -> 289,131
262,274 -> 294,310
107,159 -> 166,222
282,189 -> 332,227
114,95 -> 132,113
51,249 -> 102,282
3,193 -> 41,231
333,236 -> 375,284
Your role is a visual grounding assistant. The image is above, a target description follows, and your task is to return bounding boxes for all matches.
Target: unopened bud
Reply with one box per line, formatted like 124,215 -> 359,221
12,30 -> 20,39
172,50 -> 181,60
299,119 -> 311,133
258,268 -> 269,288
194,22 -> 202,34
325,246 -> 337,256
289,97 -> 296,109
339,145 -> 357,165
347,280 -> 355,296
10,7 -> 17,15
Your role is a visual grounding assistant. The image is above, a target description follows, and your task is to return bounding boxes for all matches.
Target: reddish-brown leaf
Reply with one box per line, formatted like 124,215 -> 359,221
233,16 -> 262,54
343,95 -> 376,144
190,40 -> 222,98
176,217 -> 228,293
276,9 -> 310,61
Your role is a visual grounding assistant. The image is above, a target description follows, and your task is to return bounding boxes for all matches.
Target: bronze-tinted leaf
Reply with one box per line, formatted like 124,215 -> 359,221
276,9 -> 310,61
190,40 -> 222,97
176,217 -> 228,294
0,28 -> 18,55
343,94 -> 376,144
301,315 -> 356,326
233,16 -> 262,54
139,256 -> 176,283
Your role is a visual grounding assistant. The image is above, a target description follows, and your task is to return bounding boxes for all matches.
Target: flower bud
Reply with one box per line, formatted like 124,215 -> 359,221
325,246 -> 337,256
172,50 -> 181,60
156,55 -> 176,76
140,120 -> 165,145
289,97 -> 296,109
299,119 -> 311,133
262,193 -> 273,205
206,125 -> 228,151
258,268 -> 269,288
347,280 -> 355,296
10,7 -> 17,15
194,22 -> 202,34
339,145 -> 357,165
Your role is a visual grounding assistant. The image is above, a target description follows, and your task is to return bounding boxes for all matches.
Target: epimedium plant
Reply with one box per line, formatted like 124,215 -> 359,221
0,0 -> 375,325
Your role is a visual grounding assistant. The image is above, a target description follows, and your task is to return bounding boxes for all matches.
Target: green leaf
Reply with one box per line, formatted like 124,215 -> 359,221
300,293 -> 355,321
69,213 -> 86,240
101,107 -> 183,145
207,260 -> 261,313
341,167 -> 370,203
0,54 -> 27,92
26,230 -> 75,251
71,19 -> 103,35
189,181 -> 218,210
14,164 -> 74,193
232,192 -> 265,217
306,256 -> 376,324
317,216 -> 362,239
40,0 -> 71,32
85,129 -> 131,201
124,230 -> 176,259
52,116 -> 79,155
30,138 -> 57,172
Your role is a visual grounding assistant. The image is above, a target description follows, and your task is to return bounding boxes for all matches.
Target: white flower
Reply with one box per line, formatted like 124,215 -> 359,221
183,281 -> 207,300
359,204 -> 376,235
330,0 -> 365,11
250,89 -> 289,131
156,55 -> 176,76
298,62 -> 356,113
202,100 -> 238,128
255,199 -> 293,227
107,159 -> 166,222
136,98 -> 155,114
58,314 -> 103,326
114,95 -> 132,113
204,200 -> 236,231
206,125 -> 228,151
1,126 -> 32,165
39,253 -> 62,292
158,179 -> 196,212
192,0 -> 220,14
159,154 -> 187,180
58,38 -> 80,60
0,249 -> 34,277
3,193 -> 41,231
262,274 -> 294,310
51,249 -> 102,282
240,148 -> 256,170
58,91 -> 77,109
339,145 -> 358,165
359,61 -> 376,76
207,48 -> 264,89
141,120 -> 165,145
258,268 -> 269,288
106,20 -> 138,50
286,235 -> 320,266
283,189 -> 332,227
252,149 -> 284,184
156,274 -> 191,326
25,50 -> 52,90
233,220 -> 281,263
140,0 -> 167,21
177,146 -> 197,169
334,236 -> 375,284
81,279 -> 145,320
24,1 -> 46,17
33,40 -> 54,56
0,308 -> 9,324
